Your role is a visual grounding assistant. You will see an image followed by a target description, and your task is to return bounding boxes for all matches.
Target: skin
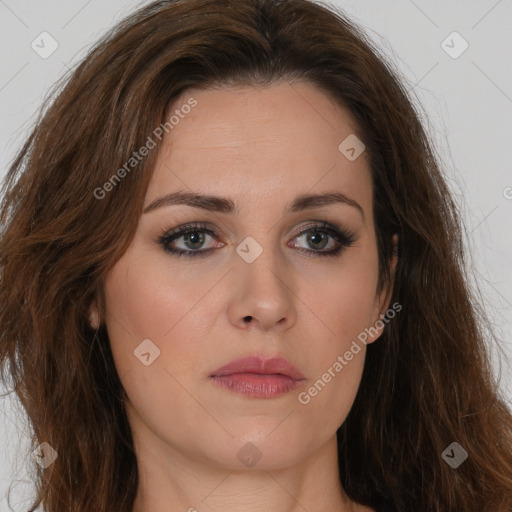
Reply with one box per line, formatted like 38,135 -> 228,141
90,80 -> 398,512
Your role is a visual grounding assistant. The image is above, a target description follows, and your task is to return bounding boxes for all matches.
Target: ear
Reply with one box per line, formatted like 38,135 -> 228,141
88,301 -> 100,330
366,233 -> 399,344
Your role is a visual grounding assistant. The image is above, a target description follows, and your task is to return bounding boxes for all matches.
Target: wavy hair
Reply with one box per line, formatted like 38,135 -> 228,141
1,0 -> 511,510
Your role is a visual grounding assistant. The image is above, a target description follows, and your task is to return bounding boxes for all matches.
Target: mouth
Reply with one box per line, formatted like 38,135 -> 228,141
208,356 -> 306,399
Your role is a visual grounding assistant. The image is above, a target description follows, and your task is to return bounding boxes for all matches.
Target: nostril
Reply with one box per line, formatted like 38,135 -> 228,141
244,316 -> 253,323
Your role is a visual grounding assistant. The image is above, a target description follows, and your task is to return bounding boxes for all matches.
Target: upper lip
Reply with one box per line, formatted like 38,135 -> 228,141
209,356 -> 305,380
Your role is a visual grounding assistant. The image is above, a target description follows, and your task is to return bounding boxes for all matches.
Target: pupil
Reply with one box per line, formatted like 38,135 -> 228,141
309,231 -> 327,249
185,231 -> 204,249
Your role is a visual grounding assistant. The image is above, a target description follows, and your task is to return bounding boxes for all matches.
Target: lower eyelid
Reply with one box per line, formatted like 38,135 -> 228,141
159,223 -> 356,257
165,235 -> 350,257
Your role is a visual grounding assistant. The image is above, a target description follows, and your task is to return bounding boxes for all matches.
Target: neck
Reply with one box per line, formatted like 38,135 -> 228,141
130,425 -> 359,512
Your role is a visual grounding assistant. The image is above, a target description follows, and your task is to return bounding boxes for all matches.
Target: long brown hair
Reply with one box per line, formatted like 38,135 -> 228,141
1,0 -> 511,510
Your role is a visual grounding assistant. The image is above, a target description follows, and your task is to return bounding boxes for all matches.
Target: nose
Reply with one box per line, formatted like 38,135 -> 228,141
227,246 -> 297,332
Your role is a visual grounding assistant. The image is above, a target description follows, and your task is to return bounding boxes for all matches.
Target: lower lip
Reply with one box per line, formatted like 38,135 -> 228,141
209,373 -> 304,398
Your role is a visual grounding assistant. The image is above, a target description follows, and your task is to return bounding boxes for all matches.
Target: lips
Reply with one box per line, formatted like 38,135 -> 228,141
208,356 -> 306,398
209,356 -> 305,380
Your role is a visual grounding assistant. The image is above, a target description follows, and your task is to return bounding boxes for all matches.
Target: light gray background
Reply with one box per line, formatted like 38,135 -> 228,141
1,1 -> 511,510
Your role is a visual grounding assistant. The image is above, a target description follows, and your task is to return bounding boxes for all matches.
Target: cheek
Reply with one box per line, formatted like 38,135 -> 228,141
102,248 -> 208,374
102,252 -> 212,444
105,244 -> 217,329
275,251 -> 380,433
309,250 -> 380,347
295,250 -> 379,412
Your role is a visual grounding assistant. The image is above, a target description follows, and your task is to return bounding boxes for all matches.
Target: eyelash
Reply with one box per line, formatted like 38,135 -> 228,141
157,221 -> 357,259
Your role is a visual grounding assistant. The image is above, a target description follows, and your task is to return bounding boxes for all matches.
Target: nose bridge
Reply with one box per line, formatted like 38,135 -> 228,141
236,231 -> 289,291
232,230 -> 295,325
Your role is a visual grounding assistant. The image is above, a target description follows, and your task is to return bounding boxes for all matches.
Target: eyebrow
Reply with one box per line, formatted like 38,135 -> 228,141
143,190 -> 364,220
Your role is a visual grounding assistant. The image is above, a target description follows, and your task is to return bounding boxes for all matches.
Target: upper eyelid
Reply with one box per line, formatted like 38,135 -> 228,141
160,221 -> 355,244
157,222 -> 358,261
162,219 -> 351,236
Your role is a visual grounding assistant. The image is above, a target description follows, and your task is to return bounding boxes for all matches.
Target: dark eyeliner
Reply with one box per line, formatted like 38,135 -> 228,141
158,222 -> 218,258
157,220 -> 357,258
293,220 -> 357,258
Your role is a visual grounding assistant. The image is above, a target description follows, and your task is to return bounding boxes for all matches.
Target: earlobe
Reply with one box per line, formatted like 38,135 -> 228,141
88,302 -> 100,330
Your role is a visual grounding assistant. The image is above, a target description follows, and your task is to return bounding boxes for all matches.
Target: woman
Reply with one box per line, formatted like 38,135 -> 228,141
1,0 -> 511,511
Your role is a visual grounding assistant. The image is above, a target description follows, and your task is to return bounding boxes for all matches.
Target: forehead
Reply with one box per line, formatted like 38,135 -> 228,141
145,81 -> 372,220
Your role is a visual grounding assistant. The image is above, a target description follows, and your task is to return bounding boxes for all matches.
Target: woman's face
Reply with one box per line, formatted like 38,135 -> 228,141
96,81 -> 395,470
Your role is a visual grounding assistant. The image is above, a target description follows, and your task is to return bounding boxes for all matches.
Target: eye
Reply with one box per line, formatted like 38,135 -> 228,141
158,220 -> 357,259
288,221 -> 357,258
158,222 -> 222,258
